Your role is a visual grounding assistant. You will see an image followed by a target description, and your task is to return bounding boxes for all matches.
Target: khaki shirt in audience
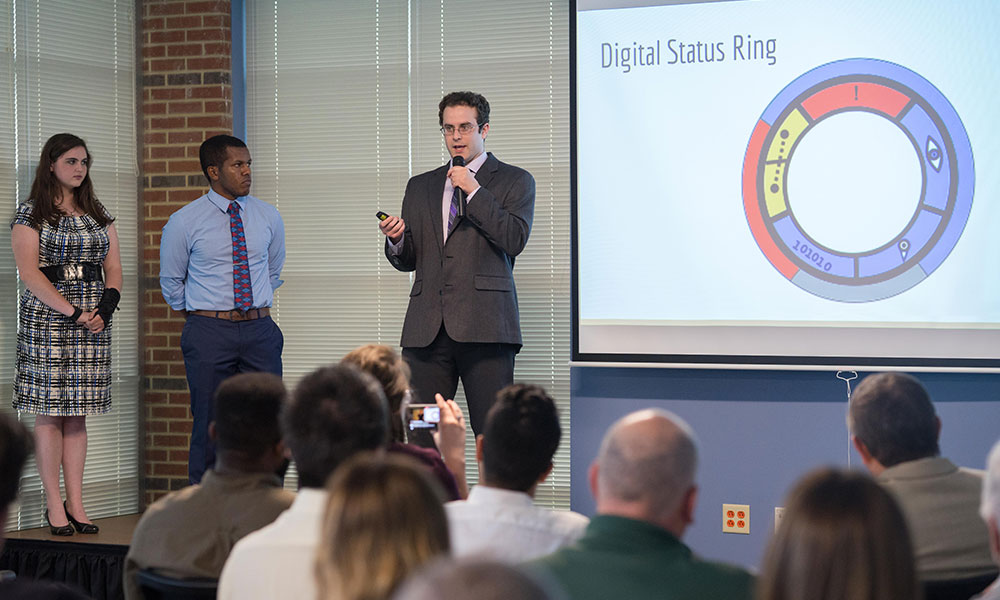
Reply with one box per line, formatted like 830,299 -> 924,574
124,470 -> 294,600
879,456 -> 995,581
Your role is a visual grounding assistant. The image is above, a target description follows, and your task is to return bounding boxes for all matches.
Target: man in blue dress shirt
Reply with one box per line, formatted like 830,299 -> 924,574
160,135 -> 286,484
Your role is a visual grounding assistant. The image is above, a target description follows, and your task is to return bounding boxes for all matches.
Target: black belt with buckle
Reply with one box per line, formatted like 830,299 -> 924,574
40,263 -> 104,284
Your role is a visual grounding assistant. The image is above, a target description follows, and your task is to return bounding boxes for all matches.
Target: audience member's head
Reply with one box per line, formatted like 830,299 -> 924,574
591,409 -> 698,536
981,440 -> 1000,563
0,414 -> 32,547
316,452 -> 449,600
848,372 -> 940,473
392,558 -> 563,600
211,372 -> 287,473
758,468 -> 919,600
283,364 -> 389,488
480,383 -> 560,494
341,344 -> 411,442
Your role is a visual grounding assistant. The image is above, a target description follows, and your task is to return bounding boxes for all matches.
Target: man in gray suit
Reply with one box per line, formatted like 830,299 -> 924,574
848,372 -> 995,583
380,91 -> 534,434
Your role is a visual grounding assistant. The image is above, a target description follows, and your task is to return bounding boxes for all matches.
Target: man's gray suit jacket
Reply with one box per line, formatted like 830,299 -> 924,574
385,152 -> 535,350
879,456 -> 996,581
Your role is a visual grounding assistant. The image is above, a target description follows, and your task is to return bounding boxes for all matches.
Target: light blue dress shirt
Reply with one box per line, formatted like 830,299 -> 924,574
160,189 -> 285,311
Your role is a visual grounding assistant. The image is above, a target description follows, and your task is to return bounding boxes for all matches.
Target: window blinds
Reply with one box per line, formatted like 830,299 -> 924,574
1,0 -> 139,532
245,0 -> 570,507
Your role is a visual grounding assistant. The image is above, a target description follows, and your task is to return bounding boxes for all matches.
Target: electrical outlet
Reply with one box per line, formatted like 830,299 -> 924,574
723,503 -> 750,534
774,506 -> 785,532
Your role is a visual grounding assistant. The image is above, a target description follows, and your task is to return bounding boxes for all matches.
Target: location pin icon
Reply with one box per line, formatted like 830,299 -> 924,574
898,239 -> 910,261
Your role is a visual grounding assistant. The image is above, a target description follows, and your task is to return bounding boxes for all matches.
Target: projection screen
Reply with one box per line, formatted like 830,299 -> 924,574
572,0 -> 1000,369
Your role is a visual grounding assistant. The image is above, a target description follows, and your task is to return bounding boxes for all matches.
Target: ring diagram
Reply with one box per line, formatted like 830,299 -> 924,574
742,58 -> 974,302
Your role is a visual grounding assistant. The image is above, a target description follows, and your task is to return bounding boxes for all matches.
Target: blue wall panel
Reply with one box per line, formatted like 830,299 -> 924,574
570,367 -> 1000,570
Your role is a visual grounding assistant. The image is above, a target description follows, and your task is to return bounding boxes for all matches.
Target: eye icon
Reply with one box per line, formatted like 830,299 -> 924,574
926,136 -> 943,172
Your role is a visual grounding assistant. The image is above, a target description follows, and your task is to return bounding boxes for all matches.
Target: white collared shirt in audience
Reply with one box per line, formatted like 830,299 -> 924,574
217,487 -> 326,600
446,485 -> 589,561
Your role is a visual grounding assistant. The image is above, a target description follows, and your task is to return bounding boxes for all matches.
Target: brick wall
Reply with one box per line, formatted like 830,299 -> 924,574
141,0 -> 233,505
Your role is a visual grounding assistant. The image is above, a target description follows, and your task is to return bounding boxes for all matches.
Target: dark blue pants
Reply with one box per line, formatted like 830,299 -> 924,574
181,314 -> 283,483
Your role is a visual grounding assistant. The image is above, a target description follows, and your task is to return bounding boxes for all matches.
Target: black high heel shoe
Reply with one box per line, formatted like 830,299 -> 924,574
45,509 -> 74,536
64,501 -> 99,534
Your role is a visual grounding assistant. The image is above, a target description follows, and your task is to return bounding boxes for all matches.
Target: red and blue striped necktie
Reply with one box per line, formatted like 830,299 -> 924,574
228,201 -> 253,311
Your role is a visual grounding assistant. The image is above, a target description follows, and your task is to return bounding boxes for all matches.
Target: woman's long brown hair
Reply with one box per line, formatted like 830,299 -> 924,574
316,453 -> 450,600
25,133 -> 113,229
341,344 -> 412,443
757,468 -> 920,600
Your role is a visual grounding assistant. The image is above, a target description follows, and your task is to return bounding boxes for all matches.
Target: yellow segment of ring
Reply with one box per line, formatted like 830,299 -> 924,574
763,162 -> 786,217
764,108 -> 809,217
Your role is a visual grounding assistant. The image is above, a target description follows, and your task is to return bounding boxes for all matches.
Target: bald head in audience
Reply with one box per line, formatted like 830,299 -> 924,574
534,408 -> 752,600
590,408 -> 698,536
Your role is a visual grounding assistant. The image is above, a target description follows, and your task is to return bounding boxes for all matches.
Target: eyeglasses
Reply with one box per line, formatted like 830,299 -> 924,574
440,122 -> 480,136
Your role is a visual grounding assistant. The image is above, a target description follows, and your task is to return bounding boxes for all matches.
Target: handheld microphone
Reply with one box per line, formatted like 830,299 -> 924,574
452,155 -> 467,218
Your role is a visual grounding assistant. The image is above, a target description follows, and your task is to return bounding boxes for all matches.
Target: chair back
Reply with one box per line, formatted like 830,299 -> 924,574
923,572 -> 998,600
136,569 -> 218,600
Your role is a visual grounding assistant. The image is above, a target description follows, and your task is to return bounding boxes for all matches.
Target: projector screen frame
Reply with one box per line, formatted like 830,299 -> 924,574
568,0 -> 1000,372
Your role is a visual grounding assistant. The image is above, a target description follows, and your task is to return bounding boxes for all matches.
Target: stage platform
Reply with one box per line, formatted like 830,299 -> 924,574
1,513 -> 140,600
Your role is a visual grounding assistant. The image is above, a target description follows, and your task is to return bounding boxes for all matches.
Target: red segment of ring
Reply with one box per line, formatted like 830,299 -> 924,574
742,119 -> 798,280
802,82 -> 910,120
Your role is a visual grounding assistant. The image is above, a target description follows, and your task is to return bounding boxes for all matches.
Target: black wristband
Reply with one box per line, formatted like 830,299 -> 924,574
97,287 -> 121,312
96,288 -> 121,327
69,306 -> 82,322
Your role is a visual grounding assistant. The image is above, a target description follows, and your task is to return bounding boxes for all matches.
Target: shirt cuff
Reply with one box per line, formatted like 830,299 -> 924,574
388,237 -> 404,255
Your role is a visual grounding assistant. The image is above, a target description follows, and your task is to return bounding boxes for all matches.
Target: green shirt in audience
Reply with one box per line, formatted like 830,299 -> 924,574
531,515 -> 753,600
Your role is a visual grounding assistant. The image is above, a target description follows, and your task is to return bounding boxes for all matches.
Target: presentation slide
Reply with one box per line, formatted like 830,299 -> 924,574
574,0 -> 1000,368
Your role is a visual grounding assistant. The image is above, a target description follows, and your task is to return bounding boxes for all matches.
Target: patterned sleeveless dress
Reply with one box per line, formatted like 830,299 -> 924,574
11,200 -> 112,416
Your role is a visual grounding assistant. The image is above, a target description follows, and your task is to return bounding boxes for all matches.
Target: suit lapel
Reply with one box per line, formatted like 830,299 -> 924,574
428,163 -> 448,251
475,152 -> 499,190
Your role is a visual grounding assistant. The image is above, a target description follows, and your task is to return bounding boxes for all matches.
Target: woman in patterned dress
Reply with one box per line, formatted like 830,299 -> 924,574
10,133 -> 122,535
